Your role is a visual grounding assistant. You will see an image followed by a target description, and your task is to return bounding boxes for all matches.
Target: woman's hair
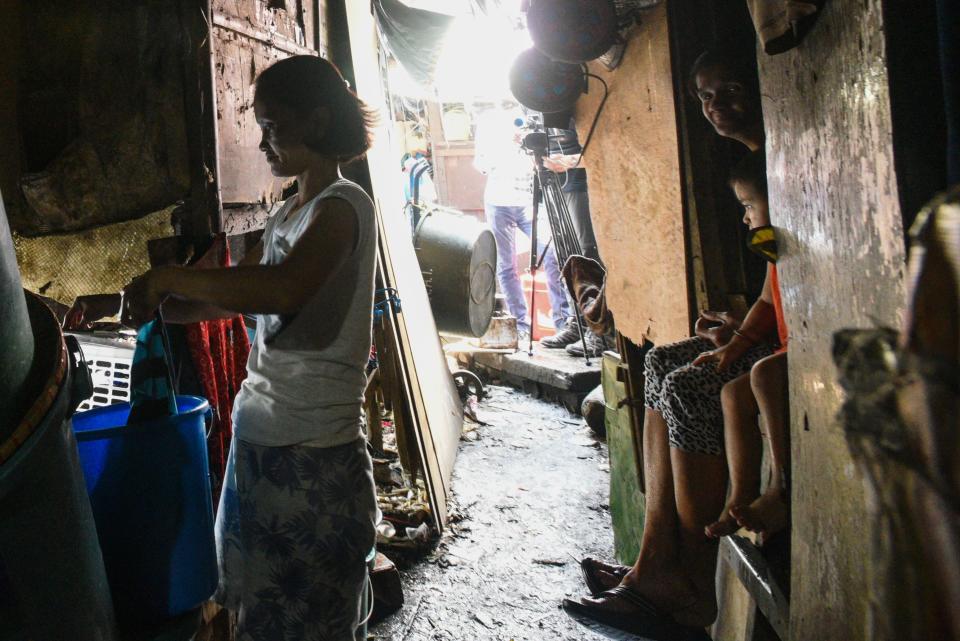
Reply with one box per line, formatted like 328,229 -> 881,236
687,44 -> 761,99
255,55 -> 377,162
728,149 -> 767,197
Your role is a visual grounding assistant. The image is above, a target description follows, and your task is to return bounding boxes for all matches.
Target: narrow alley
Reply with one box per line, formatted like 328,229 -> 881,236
372,386 -> 617,641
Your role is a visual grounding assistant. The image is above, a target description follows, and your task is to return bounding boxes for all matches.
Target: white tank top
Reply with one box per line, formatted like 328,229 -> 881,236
232,178 -> 378,447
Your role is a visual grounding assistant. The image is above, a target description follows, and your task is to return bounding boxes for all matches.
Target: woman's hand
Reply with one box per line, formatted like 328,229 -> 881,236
694,310 -> 742,348
63,293 -> 123,330
120,267 -> 172,328
692,337 -> 752,373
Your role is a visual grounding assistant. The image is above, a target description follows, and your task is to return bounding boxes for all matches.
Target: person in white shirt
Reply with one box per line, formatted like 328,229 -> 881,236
70,55 -> 381,641
473,102 -> 571,337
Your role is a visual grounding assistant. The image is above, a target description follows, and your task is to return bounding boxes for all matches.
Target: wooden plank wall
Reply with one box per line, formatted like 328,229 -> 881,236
575,4 -> 690,346
757,2 -> 907,640
212,0 -> 327,210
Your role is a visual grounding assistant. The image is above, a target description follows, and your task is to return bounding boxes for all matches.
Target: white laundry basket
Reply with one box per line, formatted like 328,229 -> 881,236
66,333 -> 136,412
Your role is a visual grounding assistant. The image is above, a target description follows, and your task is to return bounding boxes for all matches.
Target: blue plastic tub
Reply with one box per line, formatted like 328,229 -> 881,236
72,396 -> 217,623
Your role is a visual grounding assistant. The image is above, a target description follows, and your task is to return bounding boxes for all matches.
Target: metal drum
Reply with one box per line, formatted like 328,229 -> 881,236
414,209 -> 497,337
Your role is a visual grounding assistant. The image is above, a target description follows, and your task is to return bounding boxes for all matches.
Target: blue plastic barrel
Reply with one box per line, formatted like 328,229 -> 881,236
72,396 -> 217,623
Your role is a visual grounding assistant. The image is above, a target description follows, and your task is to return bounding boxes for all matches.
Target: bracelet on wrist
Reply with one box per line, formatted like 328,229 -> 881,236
732,329 -> 758,345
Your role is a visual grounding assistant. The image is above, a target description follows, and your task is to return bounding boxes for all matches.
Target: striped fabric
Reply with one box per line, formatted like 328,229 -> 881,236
128,316 -> 178,423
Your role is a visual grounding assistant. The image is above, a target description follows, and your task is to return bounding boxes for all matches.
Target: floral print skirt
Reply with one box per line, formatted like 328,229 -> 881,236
214,437 -> 378,641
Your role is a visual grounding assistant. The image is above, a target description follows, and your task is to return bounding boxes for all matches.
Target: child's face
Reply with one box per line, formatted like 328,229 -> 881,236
254,98 -> 320,177
732,180 -> 770,229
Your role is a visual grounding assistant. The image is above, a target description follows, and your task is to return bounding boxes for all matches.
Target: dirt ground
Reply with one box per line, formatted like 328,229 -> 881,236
369,384 -> 620,641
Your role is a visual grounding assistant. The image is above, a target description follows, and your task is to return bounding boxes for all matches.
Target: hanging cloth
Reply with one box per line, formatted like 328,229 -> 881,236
746,0 -> 826,55
374,0 -> 454,87
183,234 -> 251,498
128,312 -> 178,424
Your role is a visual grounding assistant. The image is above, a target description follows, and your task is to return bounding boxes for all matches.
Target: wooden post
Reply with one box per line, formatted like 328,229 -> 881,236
178,0 -> 222,238
835,187 -> 960,641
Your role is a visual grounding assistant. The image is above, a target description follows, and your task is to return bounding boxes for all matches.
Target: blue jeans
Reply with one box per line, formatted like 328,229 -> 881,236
487,204 -> 571,331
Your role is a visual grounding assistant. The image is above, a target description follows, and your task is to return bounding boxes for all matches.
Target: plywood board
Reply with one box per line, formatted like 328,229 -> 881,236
575,4 -> 689,346
345,1 -> 463,527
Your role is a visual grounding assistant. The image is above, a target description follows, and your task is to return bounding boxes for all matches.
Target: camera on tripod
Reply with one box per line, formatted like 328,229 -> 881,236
512,113 -> 550,157
521,132 -> 550,157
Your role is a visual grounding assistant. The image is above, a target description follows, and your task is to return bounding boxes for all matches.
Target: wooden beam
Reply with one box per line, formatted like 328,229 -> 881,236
720,535 -> 790,641
212,12 -> 315,57
179,0 -> 223,237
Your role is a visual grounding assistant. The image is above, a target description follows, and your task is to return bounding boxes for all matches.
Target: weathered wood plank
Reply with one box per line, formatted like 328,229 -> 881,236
344,0 -> 463,529
757,2 -> 907,639
179,0 -> 223,237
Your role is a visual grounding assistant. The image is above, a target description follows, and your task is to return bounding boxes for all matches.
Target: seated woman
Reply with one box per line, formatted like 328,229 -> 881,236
563,45 -> 773,638
563,47 -> 773,637
702,151 -> 789,541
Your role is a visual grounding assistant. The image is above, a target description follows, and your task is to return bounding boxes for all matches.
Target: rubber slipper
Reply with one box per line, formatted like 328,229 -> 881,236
580,557 -> 630,596
562,586 -> 711,641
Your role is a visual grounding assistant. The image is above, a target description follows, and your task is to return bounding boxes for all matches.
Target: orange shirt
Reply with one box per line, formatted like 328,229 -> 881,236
770,264 -> 789,353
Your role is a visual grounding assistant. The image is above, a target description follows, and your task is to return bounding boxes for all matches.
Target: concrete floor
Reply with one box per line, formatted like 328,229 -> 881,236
369,384 -> 623,641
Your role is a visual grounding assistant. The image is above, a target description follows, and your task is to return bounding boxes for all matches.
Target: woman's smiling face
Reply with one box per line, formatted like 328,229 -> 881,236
695,64 -> 761,140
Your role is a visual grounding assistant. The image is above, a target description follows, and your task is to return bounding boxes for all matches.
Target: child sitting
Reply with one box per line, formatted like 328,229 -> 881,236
694,150 -> 790,540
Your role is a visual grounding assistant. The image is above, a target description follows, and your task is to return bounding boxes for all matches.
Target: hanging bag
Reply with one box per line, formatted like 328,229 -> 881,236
746,0 -> 826,55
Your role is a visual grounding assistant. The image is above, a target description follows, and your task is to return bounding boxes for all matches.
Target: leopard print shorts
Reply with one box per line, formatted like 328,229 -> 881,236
644,337 -> 773,456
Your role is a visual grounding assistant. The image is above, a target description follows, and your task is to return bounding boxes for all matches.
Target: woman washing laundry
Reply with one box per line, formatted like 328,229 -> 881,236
66,55 -> 380,640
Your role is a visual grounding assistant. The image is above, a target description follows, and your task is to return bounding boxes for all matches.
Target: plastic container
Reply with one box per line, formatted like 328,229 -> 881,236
72,396 -> 217,623
0,375 -> 119,641
521,271 -> 557,340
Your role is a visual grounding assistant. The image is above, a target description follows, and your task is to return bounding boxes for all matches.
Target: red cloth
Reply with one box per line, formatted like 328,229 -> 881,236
184,236 -> 251,490
770,264 -> 789,353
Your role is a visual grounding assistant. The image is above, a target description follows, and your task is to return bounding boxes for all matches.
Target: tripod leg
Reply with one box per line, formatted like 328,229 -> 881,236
571,301 -> 591,366
528,172 -> 541,357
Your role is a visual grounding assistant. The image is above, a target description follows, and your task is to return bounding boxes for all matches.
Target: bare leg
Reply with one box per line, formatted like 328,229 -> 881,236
731,353 -> 790,538
584,406 -> 680,591
587,409 -> 704,619
611,407 -> 726,626
666,446 -> 728,626
706,374 -> 761,538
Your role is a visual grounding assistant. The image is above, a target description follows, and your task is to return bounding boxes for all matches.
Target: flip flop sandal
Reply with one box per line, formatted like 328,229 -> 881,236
562,586 -> 712,641
580,557 -> 631,596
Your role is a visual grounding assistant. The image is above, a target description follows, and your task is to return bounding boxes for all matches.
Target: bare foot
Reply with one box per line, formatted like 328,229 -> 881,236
704,497 -> 752,538
730,490 -> 788,538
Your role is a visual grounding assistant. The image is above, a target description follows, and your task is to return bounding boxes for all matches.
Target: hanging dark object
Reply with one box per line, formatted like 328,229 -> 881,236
527,0 -> 619,64
509,48 -> 586,113
374,0 -> 454,87
746,0 -> 827,55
